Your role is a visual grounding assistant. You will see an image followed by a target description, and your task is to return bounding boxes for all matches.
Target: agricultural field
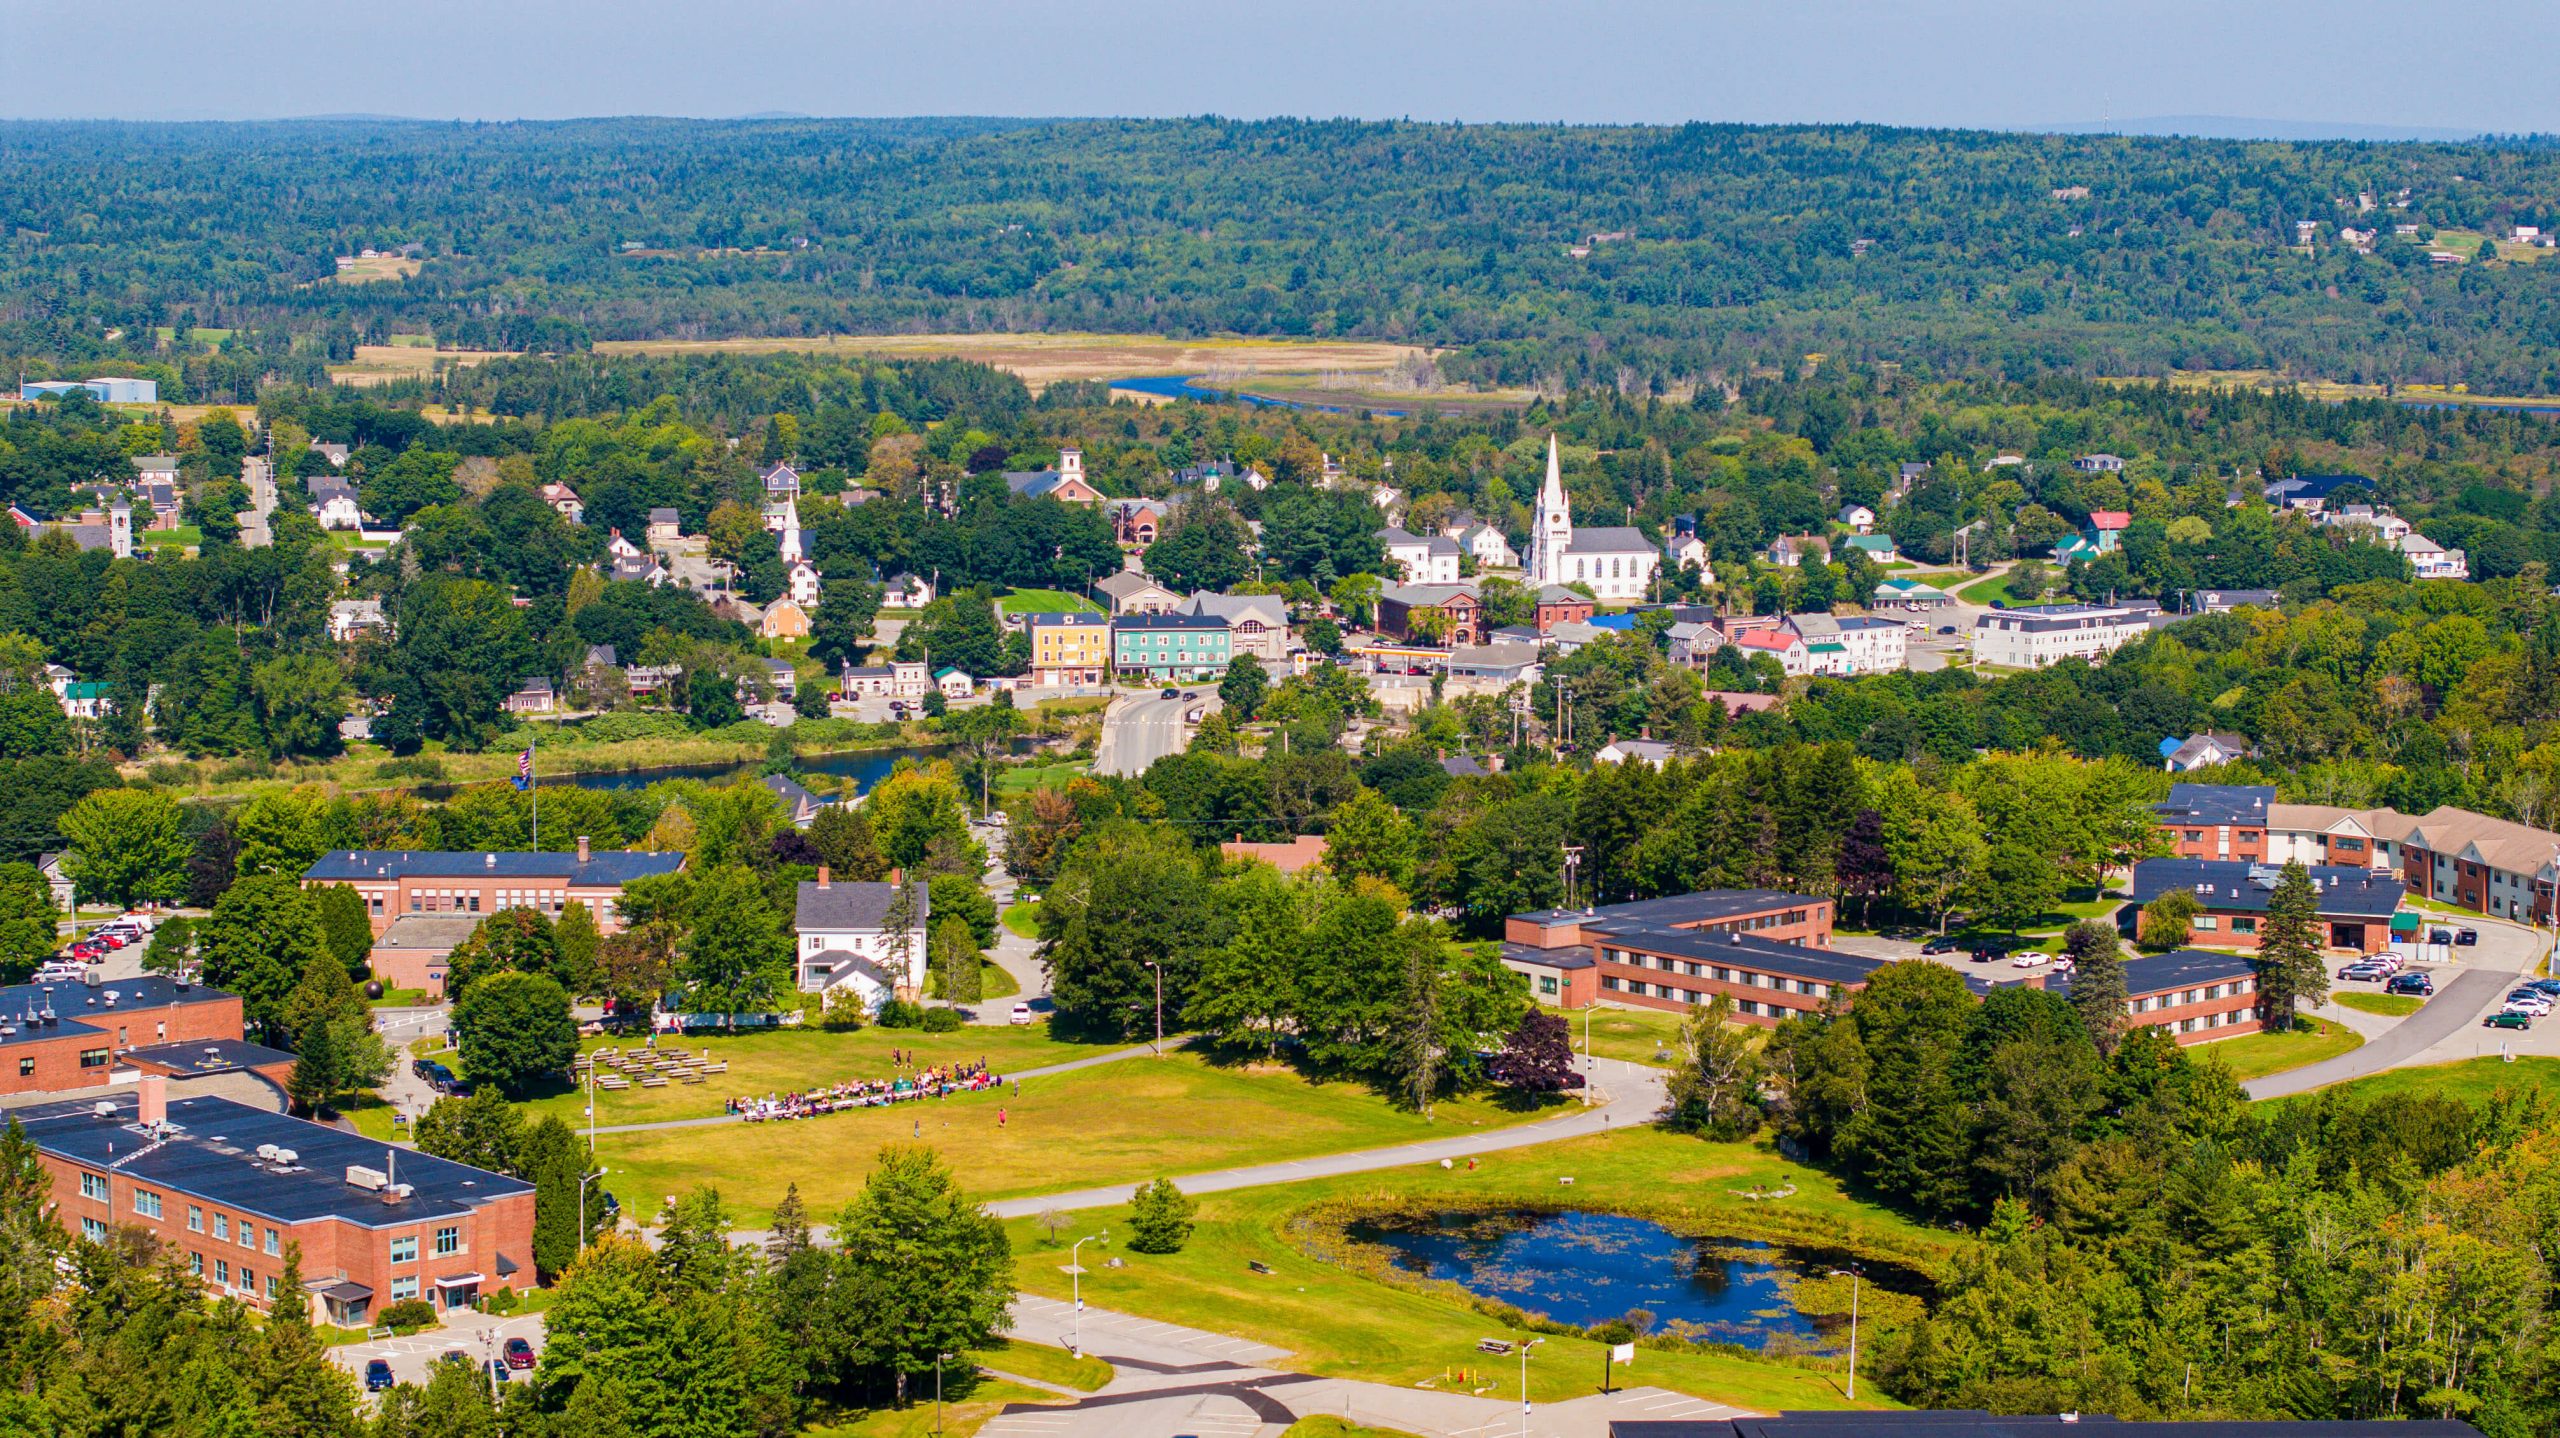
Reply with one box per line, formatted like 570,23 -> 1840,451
328,341 -> 516,387
591,331 -> 1431,394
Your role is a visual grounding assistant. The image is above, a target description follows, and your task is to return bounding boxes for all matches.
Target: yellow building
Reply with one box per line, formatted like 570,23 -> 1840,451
1029,612 -> 1109,686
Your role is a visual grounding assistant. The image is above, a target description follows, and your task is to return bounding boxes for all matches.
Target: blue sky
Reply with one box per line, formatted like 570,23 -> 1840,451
3,0 -> 2551,135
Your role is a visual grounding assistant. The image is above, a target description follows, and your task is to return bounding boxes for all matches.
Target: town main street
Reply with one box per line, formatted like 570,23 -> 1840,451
1093,690 -> 1216,777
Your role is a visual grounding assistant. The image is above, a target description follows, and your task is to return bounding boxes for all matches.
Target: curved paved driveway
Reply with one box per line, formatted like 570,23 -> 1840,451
2245,963 -> 2517,1099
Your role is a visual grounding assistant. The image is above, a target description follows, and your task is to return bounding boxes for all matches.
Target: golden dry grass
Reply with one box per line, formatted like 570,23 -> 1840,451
326,255 -> 424,284
329,343 -> 518,388
591,331 -> 1431,393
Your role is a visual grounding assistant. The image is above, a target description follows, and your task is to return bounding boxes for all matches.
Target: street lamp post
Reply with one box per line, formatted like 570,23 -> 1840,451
1069,1231 -> 1107,1355
1517,1336 -> 1542,1438
935,1351 -> 953,1435
1832,1267 -> 1862,1400
1143,960 -> 1163,1057
578,1166 -> 610,1253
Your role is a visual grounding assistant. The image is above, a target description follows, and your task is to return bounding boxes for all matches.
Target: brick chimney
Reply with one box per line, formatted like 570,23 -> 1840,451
816,866 -> 830,889
889,868 -> 903,887
139,1071 -> 166,1126
576,835 -> 591,862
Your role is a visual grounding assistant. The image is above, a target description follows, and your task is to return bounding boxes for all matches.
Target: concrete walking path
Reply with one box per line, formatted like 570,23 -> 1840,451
993,1293 -> 1754,1438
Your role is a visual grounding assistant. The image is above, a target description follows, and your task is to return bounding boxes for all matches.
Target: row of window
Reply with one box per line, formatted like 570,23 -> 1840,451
1600,948 -> 1834,997
2127,978 -> 2255,1014
2154,1010 -> 2248,1036
1697,909 -> 1813,935
2189,915 -> 2257,934
185,1202 -> 283,1255
18,1047 -> 117,1076
388,1226 -> 466,1262
1601,976 -> 1809,1015
186,1252 -> 277,1300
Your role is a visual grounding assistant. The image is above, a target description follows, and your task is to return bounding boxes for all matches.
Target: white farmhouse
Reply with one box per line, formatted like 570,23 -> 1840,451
794,870 -> 930,1007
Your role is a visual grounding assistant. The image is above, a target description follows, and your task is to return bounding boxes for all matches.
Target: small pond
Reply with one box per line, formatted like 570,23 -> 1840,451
1343,1209 -> 1882,1350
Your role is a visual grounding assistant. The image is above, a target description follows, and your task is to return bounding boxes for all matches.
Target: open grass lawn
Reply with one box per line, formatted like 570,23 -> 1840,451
1955,571 -> 2028,606
595,1050 -> 1564,1225
994,760 -> 1089,794
2204,1016 -> 2362,1081
997,588 -> 1100,615
508,1022 -> 1097,1130
1001,901 -> 1040,940
2333,991 -> 2423,1018
1004,1126 -> 1946,1411
1545,1003 -> 1688,1068
804,1377 -> 1061,1438
972,1337 -> 1110,1392
2286,1055 -> 2560,1106
977,961 -> 1021,1001
590,332 -> 1427,395
338,1094 -> 401,1143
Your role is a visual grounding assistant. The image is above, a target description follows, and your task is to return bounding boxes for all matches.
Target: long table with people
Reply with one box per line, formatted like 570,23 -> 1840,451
726,1055 -> 1008,1122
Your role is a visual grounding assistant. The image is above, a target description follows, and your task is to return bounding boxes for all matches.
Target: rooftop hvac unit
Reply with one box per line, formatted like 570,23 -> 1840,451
346,1165 -> 389,1191
92,1102 -> 117,1118
255,1144 -> 281,1162
272,1148 -> 297,1166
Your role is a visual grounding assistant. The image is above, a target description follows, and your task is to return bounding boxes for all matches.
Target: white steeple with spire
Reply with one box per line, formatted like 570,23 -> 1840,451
1528,434 -> 1574,586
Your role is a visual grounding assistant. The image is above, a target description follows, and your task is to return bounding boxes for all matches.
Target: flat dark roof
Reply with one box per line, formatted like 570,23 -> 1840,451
2153,783 -> 2275,828
18,1092 -> 530,1228
2055,948 -> 2258,1000
1587,926 -> 1886,986
304,849 -> 685,886
0,976 -> 235,1050
1499,943 -> 1595,972
1614,1415 -> 2484,1438
2129,859 -> 2404,920
1512,889 -> 1819,931
122,1038 -> 298,1075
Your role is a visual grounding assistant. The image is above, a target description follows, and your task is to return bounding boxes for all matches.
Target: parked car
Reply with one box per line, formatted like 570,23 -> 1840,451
489,1359 -> 511,1385
1009,1002 -> 1033,1026
2386,972 -> 2434,996
1920,938 -> 1959,955
2337,962 -> 2389,982
2486,1010 -> 2535,1030
2010,952 -> 2052,969
439,1349 -> 468,1368
365,1360 -> 394,1392
503,1337 -> 536,1370
2429,928 -> 2452,945
2457,929 -> 2480,946
2524,979 -> 2560,997
1160,687 -> 1181,699
2505,992 -> 2553,1015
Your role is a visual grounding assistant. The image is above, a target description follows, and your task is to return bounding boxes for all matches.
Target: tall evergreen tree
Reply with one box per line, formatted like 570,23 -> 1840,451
2255,860 -> 2328,1030
2063,919 -> 2129,1056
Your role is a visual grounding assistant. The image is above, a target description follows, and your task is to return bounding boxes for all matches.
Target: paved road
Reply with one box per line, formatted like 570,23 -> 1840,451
1094,691 -> 1217,777
2245,963 -> 2517,1099
990,1294 -> 1752,1438
237,455 -> 276,548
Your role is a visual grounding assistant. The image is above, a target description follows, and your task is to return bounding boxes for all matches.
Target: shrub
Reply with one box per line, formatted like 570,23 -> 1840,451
482,1285 -> 518,1314
575,712 -> 696,745
1125,1177 -> 1197,1254
373,755 -> 449,782
921,1006 -> 964,1033
819,991 -> 868,1031
876,998 -> 924,1029
378,1298 -> 438,1332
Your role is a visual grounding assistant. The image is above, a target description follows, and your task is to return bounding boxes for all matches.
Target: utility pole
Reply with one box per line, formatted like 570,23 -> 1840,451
1144,960 -> 1163,1057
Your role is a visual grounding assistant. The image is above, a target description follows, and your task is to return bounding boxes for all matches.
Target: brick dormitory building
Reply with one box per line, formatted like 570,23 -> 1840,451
2152,784 -> 2558,926
1505,887 -> 2267,1048
19,1075 -> 533,1325
303,843 -> 689,996
0,974 -> 288,1099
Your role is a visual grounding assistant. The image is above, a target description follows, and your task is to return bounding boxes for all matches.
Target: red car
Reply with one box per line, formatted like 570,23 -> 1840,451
503,1337 -> 536,1370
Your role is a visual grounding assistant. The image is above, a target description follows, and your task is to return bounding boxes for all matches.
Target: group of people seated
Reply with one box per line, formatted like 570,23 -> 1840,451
726,1057 -> 1005,1122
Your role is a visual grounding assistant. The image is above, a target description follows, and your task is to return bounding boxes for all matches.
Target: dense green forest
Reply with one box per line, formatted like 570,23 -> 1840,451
11,118 -> 2560,394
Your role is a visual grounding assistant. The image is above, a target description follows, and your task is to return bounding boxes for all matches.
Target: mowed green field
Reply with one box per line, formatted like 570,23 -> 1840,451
593,1050 -> 1564,1225
2201,1016 -> 2362,1081
1004,1125 -> 1948,1411
2281,1054 -> 2560,1106
997,588 -> 1100,615
511,1022 -> 1099,1130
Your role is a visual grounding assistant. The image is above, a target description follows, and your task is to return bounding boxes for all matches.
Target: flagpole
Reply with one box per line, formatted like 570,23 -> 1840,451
530,725 -> 539,851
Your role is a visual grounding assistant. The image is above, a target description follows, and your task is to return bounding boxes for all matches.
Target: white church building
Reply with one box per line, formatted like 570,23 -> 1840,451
1525,435 -> 1658,603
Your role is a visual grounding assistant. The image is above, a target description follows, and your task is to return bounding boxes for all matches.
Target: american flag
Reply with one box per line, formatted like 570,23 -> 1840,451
511,746 -> 533,791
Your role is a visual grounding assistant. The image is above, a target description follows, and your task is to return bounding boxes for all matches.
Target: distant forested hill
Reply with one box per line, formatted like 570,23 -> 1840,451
7,116 -> 2560,393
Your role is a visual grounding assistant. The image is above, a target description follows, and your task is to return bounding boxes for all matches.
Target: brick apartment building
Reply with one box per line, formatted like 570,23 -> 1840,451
2153,785 -> 2559,926
2153,783 -> 2273,862
2055,948 -> 2263,1045
0,975 -> 252,1098
2128,858 -> 2405,954
22,1078 -> 533,1325
303,841 -> 687,938
1506,889 -> 1847,1022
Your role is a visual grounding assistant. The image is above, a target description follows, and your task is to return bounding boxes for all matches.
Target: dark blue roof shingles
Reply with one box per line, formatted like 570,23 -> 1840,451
302,850 -> 685,885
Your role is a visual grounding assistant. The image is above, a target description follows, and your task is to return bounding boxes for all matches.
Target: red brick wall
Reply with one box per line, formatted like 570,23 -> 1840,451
2157,823 -> 2269,861
1,994 -> 245,1097
35,1151 -> 536,1317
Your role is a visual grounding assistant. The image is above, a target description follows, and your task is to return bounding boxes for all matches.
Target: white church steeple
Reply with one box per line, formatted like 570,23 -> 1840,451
1529,433 -> 1573,586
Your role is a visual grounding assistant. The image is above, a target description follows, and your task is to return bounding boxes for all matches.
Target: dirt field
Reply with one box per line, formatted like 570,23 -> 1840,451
590,331 -> 1432,392
2114,369 -> 2559,410
328,344 -> 518,388
327,255 -> 424,284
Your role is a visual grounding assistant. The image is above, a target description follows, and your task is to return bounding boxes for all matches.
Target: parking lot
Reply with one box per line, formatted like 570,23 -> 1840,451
330,1308 -> 549,1392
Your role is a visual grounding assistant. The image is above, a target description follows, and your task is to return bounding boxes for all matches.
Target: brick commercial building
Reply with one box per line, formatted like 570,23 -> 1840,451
21,1078 -> 533,1325
303,840 -> 687,938
2054,948 -> 2263,1045
2152,783 -> 2274,862
0,975 -> 249,1098
2128,858 -> 2406,954
1508,890 -> 1844,1022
